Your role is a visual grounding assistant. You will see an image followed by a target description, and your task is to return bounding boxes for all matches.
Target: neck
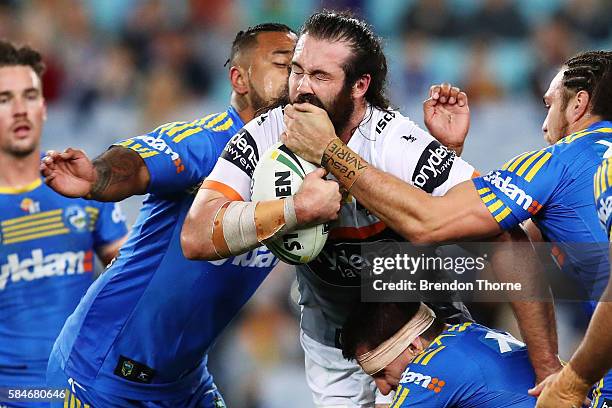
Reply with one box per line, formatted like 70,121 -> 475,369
337,99 -> 368,144
0,149 -> 41,188
569,114 -> 604,134
231,92 -> 256,124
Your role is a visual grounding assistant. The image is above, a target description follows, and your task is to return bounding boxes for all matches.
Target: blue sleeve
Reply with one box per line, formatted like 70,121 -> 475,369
394,345 -> 475,407
472,148 -> 562,230
594,157 -> 612,239
87,201 -> 128,248
113,119 -> 216,195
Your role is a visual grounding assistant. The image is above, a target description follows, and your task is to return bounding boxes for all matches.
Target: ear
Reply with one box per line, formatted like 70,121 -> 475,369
410,337 -> 425,354
229,66 -> 249,95
352,74 -> 371,99
568,89 -> 591,122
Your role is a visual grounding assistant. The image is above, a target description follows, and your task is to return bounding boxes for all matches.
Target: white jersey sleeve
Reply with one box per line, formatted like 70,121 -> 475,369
373,111 -> 475,196
203,107 -> 285,200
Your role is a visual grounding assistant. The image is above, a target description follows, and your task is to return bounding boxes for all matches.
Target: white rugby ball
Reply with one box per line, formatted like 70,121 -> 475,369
251,142 -> 329,264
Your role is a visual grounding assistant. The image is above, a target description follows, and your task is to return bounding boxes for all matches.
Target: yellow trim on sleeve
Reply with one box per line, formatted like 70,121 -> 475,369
495,207 -> 512,222
487,199 -> 504,213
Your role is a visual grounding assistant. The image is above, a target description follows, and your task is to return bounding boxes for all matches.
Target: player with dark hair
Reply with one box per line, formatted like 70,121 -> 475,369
0,40 -> 127,407
284,48 -> 612,407
341,302 -> 537,407
40,24 -> 299,407
182,10 -> 558,407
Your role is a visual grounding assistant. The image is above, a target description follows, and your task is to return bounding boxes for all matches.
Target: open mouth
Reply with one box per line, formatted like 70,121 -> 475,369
13,124 -> 31,136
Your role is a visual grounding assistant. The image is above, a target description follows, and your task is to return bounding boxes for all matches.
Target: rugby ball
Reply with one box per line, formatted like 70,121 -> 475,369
251,142 -> 329,264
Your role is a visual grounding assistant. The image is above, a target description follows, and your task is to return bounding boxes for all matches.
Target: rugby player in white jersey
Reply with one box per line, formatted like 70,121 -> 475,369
182,11 -> 560,408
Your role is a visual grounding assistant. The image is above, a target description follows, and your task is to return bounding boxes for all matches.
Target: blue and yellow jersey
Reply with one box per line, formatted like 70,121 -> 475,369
391,323 -> 535,407
594,157 -> 612,239
51,106 -> 278,400
473,121 -> 612,305
0,178 -> 126,387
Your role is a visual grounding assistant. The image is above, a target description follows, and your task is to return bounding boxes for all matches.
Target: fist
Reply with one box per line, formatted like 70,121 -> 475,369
294,168 -> 342,225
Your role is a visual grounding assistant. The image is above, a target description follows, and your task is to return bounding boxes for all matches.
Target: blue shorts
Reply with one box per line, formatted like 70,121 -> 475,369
47,354 -> 226,408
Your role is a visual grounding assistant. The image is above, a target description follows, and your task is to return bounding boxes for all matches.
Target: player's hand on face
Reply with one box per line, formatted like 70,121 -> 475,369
529,371 -> 591,408
40,148 -> 96,198
282,103 -> 336,164
294,168 -> 342,226
423,83 -> 470,154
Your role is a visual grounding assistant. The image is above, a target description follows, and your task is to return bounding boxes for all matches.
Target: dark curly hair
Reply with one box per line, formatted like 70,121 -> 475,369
0,40 -> 45,79
301,10 -> 390,111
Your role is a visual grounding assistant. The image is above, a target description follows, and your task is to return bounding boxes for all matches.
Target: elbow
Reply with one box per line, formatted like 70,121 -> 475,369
180,226 -> 216,260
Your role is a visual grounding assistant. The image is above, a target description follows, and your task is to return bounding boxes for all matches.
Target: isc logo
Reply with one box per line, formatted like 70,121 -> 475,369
0,249 -> 91,290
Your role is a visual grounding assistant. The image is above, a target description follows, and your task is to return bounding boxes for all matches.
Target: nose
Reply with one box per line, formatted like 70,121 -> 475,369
541,115 -> 548,134
296,74 -> 313,95
12,96 -> 27,117
374,378 -> 391,396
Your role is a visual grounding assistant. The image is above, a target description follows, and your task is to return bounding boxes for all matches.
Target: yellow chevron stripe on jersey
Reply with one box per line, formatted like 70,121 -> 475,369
477,187 -> 491,195
173,126 -> 203,143
3,222 -> 66,239
487,199 -> 504,213
599,159 -> 608,197
2,216 -> 62,232
420,346 -> 446,365
1,209 -> 62,226
3,227 -> 70,244
196,113 -> 216,126
592,378 -> 604,408
429,333 -> 456,347
524,152 -> 552,182
155,121 -> 183,134
507,151 -> 535,172
559,127 -> 612,144
389,385 -> 402,407
481,193 -> 496,203
212,117 -> 234,132
606,158 -> 612,194
457,322 -> 472,332
515,150 -> 545,177
165,122 -> 193,137
392,387 -> 409,407
117,139 -> 159,159
204,112 -> 228,129
495,207 -> 512,222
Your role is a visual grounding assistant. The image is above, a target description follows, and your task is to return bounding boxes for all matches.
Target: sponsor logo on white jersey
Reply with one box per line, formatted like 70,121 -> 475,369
208,247 -> 278,268
0,249 -> 90,290
221,129 -> 259,177
412,141 -> 455,193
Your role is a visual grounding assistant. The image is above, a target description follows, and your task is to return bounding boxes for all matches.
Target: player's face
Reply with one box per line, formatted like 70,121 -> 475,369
0,65 -> 46,158
542,70 -> 571,144
357,345 -> 414,396
246,31 -> 297,112
289,34 -> 355,133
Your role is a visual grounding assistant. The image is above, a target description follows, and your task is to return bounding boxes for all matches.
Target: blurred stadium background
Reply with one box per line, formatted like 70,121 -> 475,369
2,0 -> 610,406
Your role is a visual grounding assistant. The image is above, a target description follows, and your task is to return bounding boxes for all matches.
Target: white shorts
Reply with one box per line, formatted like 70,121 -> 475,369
300,330 -> 394,408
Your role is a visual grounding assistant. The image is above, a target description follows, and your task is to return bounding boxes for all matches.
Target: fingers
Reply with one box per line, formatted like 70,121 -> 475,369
292,102 -> 322,113
428,83 -> 467,106
528,382 -> 545,397
310,167 -> 327,179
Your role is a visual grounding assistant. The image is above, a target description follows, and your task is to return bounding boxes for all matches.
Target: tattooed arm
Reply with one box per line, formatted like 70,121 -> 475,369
41,147 -> 149,201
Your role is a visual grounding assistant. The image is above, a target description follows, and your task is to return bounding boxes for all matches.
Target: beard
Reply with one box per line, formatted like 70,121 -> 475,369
292,82 -> 355,134
1,139 -> 37,158
252,81 -> 290,117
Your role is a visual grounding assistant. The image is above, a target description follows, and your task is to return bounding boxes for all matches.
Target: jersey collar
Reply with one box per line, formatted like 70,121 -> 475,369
0,177 -> 42,194
226,105 -> 245,129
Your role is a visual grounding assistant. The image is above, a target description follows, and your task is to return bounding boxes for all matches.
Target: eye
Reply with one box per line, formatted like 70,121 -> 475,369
314,73 -> 329,81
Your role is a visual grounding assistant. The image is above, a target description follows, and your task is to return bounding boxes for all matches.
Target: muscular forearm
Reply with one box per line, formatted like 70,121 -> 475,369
488,228 -> 560,383
89,147 -> 149,201
321,138 -> 498,243
570,283 -> 612,385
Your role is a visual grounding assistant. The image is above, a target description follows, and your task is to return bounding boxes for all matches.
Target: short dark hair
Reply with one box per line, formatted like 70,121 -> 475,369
226,23 -> 296,67
0,40 -> 45,78
341,302 -> 445,361
561,50 -> 612,119
301,10 -> 390,111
